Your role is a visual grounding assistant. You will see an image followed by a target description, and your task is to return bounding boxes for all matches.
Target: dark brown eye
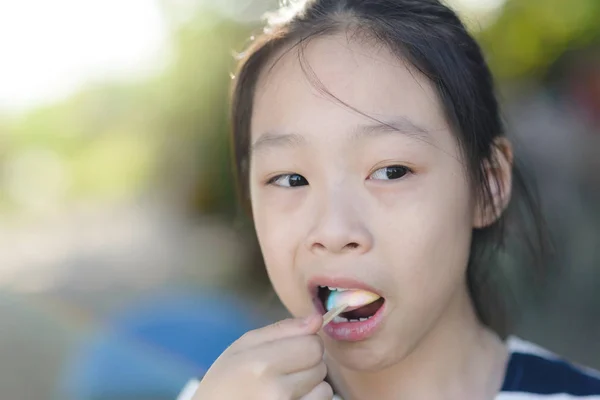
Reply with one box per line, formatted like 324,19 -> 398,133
269,173 -> 309,187
369,166 -> 410,180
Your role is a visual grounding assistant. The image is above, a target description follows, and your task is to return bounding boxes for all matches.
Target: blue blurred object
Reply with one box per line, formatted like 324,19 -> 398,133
60,288 -> 266,400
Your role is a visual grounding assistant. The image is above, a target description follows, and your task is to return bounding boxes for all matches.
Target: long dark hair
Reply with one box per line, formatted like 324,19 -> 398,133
229,0 -> 550,338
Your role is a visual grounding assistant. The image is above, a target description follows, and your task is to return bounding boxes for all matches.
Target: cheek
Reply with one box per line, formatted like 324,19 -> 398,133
252,195 -> 302,263
379,171 -> 474,301
251,183 -> 310,257
251,193 -> 310,312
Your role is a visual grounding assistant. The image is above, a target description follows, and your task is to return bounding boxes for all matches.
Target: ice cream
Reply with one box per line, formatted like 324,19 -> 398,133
326,289 -> 381,312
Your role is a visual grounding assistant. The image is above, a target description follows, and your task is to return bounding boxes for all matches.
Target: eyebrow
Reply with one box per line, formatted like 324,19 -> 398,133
250,116 -> 433,157
352,117 -> 433,142
250,131 -> 306,157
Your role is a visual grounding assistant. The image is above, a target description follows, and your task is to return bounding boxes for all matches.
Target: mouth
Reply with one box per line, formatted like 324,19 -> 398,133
317,286 -> 385,322
309,278 -> 387,341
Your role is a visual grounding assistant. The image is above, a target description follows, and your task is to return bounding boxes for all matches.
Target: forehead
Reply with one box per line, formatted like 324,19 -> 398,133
251,33 -> 449,142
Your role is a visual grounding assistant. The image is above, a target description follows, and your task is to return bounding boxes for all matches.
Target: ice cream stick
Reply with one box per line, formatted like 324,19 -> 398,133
321,303 -> 349,328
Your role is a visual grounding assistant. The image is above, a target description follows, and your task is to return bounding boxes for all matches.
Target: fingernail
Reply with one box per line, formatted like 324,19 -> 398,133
302,315 -> 315,325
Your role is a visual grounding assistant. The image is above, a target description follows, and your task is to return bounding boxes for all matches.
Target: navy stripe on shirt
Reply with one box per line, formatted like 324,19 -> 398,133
502,351 -> 600,396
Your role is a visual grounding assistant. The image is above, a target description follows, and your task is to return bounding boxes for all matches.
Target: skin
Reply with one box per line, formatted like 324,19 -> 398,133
195,33 -> 513,400
194,314 -> 333,400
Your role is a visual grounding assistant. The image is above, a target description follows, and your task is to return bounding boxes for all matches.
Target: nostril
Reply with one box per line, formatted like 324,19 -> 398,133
309,240 -> 364,253
312,243 -> 326,251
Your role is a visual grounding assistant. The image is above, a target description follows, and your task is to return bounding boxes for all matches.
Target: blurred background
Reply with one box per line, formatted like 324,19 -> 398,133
0,0 -> 598,399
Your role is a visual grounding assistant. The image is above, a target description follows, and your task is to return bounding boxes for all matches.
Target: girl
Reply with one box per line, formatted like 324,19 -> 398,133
181,0 -> 600,399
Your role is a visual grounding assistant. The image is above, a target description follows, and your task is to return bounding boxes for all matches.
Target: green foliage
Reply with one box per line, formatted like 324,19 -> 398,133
152,11 -> 252,215
479,0 -> 600,79
0,82 -> 162,210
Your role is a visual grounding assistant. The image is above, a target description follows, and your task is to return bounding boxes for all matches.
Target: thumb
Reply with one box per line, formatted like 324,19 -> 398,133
233,313 -> 323,350
302,313 -> 323,334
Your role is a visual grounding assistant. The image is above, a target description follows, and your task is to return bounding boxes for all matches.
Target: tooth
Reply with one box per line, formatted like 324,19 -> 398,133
359,318 -> 367,322
328,286 -> 337,291
333,315 -> 349,323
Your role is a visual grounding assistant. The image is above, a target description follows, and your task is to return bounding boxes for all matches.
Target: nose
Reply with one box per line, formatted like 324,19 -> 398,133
305,188 -> 373,255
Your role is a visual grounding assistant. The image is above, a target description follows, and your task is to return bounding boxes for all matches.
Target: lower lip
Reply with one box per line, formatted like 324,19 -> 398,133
322,302 -> 386,342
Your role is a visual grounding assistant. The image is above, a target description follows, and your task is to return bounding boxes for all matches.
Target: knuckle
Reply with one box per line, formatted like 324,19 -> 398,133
317,362 -> 328,380
273,318 -> 296,331
306,335 -> 325,358
321,381 -> 334,398
265,383 -> 291,400
238,329 -> 258,344
313,381 -> 334,399
246,358 -> 271,379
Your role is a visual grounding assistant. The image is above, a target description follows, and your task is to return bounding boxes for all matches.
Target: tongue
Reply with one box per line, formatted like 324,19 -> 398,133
341,299 -> 384,319
326,289 -> 381,312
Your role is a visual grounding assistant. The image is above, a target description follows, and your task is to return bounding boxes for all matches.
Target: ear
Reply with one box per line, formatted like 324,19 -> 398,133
473,137 -> 514,229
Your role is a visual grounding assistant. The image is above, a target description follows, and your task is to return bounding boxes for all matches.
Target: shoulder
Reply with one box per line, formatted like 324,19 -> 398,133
498,336 -> 600,399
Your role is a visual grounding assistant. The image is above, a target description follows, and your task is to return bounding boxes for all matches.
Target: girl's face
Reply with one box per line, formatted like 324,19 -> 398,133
249,35 -> 478,370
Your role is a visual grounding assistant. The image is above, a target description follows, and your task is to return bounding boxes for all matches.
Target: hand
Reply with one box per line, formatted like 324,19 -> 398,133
191,314 -> 333,400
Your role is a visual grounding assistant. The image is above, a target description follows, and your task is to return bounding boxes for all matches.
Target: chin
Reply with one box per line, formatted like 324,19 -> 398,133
324,336 -> 405,372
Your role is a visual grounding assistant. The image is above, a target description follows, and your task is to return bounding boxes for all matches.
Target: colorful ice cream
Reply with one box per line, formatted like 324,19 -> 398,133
326,289 -> 381,312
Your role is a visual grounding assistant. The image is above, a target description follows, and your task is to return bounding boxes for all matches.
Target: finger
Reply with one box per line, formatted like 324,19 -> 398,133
239,334 -> 324,376
283,361 -> 328,399
232,314 -> 322,352
248,334 -> 324,374
298,380 -> 334,400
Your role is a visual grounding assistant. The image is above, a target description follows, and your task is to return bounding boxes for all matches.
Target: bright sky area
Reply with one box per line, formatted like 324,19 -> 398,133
0,0 -> 506,115
0,0 -> 168,113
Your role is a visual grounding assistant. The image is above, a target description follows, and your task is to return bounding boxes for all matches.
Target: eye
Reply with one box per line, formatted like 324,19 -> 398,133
369,165 -> 411,181
268,173 -> 309,188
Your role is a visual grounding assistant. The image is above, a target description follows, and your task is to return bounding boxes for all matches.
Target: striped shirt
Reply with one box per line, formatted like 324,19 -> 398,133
496,336 -> 600,399
177,336 -> 600,400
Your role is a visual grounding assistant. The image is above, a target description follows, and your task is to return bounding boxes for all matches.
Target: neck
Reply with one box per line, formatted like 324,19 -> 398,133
326,285 -> 509,400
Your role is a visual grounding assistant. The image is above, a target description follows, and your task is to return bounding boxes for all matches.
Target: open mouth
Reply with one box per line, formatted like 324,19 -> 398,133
317,286 -> 385,322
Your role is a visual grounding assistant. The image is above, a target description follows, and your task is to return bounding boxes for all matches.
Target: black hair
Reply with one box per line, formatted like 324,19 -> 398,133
230,0 -> 550,338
